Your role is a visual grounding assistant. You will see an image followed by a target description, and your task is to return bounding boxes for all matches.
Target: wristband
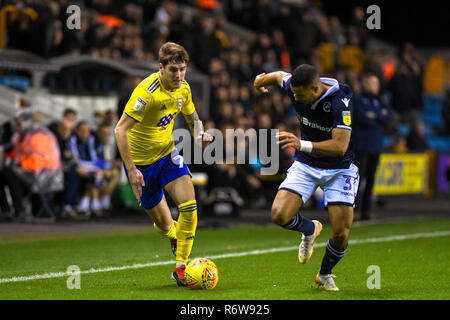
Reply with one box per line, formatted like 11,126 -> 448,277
299,140 -> 313,153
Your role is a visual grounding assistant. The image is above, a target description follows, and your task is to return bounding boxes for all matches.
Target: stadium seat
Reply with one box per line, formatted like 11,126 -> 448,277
423,57 -> 446,94
397,123 -> 410,136
428,137 -> 450,150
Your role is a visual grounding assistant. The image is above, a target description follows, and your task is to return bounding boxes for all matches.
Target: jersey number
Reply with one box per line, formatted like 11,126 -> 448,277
342,175 -> 353,191
157,112 -> 177,127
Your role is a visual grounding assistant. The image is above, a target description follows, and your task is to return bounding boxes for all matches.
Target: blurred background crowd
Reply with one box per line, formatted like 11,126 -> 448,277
0,0 -> 449,222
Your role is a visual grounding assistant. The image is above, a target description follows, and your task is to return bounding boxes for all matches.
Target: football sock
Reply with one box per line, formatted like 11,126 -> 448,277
101,195 -> 111,209
91,198 -> 101,211
283,213 -> 315,236
153,220 -> 177,239
78,196 -> 90,212
176,200 -> 198,265
319,238 -> 347,275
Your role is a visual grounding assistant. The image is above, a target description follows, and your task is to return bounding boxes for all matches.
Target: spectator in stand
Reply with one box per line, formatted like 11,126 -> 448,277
0,109 -> 62,221
92,122 -> 120,213
289,7 -> 324,65
348,6 -> 368,49
0,120 -> 14,220
69,120 -> 103,217
406,119 -> 429,152
387,42 -> 424,123
3,1 -> 39,53
47,109 -> 80,218
48,108 -> 77,135
194,14 -> 222,73
272,29 -> 291,70
167,7 -> 196,55
204,120 -> 263,208
153,0 -> 177,41
353,73 -> 393,220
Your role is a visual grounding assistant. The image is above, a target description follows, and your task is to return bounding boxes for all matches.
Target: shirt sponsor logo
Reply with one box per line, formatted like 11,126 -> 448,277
302,117 -> 333,132
156,112 -> 177,128
134,97 -> 147,111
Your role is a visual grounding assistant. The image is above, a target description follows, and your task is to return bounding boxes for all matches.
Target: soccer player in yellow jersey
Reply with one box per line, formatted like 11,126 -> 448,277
114,42 -> 213,287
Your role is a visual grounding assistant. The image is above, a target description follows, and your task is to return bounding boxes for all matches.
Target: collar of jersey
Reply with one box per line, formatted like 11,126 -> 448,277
157,74 -> 181,93
311,77 -> 339,108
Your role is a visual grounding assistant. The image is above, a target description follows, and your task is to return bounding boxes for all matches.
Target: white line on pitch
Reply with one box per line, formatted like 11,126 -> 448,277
1,230 -> 449,284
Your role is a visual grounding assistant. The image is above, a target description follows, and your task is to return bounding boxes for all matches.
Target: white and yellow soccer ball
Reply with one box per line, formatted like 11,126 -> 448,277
185,258 -> 219,290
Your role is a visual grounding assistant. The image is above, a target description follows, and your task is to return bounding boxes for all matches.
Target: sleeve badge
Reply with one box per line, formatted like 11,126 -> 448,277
342,110 -> 352,126
134,97 -> 147,111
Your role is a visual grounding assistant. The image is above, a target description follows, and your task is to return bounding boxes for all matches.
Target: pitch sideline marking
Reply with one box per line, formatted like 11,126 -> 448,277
1,230 -> 449,284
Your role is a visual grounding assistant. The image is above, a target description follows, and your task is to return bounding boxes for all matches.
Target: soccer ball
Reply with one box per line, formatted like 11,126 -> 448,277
185,257 -> 219,290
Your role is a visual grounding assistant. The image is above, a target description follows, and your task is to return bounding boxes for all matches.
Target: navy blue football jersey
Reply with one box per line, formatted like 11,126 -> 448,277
281,74 -> 354,169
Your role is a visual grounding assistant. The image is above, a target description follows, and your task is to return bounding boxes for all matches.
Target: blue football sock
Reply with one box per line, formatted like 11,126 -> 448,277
319,238 -> 347,275
283,213 -> 315,236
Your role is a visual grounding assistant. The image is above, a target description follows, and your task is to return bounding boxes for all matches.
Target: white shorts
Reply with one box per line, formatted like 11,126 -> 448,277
279,161 -> 360,207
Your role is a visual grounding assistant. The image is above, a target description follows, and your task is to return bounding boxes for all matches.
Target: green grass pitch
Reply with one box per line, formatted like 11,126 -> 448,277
0,218 -> 449,300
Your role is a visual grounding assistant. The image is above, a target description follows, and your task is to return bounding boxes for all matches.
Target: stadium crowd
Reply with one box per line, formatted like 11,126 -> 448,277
0,0 -> 442,222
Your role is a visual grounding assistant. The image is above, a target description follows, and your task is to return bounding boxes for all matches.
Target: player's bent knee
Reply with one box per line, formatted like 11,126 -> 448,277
154,219 -> 172,232
271,206 -> 289,226
332,229 -> 350,248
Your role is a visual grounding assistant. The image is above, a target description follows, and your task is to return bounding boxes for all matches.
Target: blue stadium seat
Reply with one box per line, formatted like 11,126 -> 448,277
429,137 -> 450,151
421,112 -> 443,126
382,136 -> 394,149
425,124 -> 436,137
397,123 -> 410,136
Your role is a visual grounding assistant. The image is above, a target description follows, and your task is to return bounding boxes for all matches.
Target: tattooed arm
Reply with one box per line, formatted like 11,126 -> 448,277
183,110 -> 213,147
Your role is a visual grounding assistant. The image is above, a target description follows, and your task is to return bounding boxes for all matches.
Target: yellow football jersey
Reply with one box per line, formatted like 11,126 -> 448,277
124,72 -> 195,165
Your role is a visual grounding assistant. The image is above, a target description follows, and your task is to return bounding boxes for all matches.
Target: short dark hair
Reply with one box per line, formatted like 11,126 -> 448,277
291,64 -> 319,87
76,120 -> 89,130
361,72 -> 378,80
158,42 -> 190,66
63,108 -> 77,117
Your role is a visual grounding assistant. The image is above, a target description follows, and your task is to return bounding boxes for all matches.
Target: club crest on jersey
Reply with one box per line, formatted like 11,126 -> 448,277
342,111 -> 351,126
134,97 -> 147,111
178,97 -> 182,109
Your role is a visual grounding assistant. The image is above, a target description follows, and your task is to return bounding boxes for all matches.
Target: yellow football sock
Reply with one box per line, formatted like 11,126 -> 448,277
153,220 -> 177,239
176,200 -> 198,264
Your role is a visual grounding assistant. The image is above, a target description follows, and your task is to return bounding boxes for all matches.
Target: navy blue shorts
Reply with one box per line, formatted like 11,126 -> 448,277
124,150 -> 191,210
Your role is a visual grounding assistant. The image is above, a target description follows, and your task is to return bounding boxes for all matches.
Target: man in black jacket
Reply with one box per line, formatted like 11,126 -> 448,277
353,73 -> 392,220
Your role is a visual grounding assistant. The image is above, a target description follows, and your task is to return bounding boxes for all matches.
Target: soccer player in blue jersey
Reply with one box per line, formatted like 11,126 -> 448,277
254,64 -> 359,291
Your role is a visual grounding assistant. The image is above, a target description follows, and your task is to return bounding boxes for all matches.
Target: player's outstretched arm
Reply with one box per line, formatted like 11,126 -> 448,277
277,128 -> 351,156
183,110 -> 214,147
253,71 -> 286,93
114,113 -> 145,200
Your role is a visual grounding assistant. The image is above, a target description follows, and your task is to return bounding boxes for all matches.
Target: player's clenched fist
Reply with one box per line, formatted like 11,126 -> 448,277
254,73 -> 269,93
195,131 -> 214,147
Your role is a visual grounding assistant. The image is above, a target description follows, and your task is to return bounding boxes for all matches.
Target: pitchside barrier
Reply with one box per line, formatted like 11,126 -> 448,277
373,151 -> 438,198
